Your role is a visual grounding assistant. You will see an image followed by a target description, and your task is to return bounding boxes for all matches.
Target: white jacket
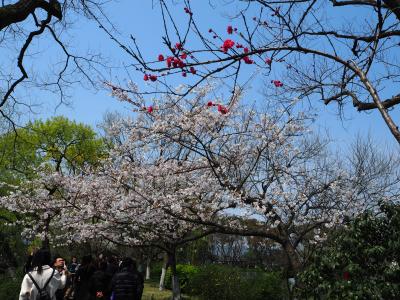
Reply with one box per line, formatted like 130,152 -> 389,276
19,265 -> 67,300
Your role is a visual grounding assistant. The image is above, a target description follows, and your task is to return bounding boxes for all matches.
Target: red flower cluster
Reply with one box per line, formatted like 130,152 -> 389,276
190,67 -> 196,74
147,106 -> 154,113
218,104 -> 228,114
158,54 -> 164,62
175,42 -> 183,50
272,80 -> 283,87
243,56 -> 253,64
166,57 -> 186,69
227,25 -> 233,34
144,74 -> 157,82
265,57 -> 272,65
207,101 -> 228,114
221,39 -> 235,53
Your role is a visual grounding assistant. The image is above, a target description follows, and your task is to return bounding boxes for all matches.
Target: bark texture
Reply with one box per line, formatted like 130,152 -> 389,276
0,0 -> 62,31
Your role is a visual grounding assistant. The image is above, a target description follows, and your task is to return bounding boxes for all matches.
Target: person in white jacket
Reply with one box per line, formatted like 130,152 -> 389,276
19,248 -> 67,300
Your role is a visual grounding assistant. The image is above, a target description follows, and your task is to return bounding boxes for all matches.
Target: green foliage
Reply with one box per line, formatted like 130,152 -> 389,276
165,264 -> 200,292
177,236 -> 211,265
0,209 -> 26,272
0,116 -> 106,188
165,264 -> 286,300
0,271 -> 24,300
298,204 -> 400,299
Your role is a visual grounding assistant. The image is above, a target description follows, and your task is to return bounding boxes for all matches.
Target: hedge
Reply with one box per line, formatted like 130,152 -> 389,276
164,264 -> 287,299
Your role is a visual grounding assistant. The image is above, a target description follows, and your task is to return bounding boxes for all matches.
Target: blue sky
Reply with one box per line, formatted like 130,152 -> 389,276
13,0 -> 398,149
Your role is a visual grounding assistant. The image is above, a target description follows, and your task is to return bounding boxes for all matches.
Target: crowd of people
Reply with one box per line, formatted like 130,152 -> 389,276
19,248 -> 144,300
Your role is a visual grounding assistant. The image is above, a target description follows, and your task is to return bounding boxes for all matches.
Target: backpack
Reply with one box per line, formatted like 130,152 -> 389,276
27,268 -> 55,300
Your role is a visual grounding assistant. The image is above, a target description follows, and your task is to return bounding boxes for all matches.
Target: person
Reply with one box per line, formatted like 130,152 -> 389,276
53,256 -> 69,300
105,256 -> 118,277
23,253 -> 34,274
19,248 -> 66,300
67,257 -> 78,274
110,257 -> 144,300
74,255 -> 95,300
65,257 -> 78,300
88,260 -> 112,300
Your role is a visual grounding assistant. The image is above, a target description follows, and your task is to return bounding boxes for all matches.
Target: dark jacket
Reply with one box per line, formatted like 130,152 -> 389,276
111,267 -> 144,300
74,265 -> 95,300
89,270 -> 112,300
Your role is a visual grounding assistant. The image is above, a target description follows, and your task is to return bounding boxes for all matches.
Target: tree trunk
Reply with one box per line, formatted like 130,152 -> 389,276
159,253 -> 168,291
146,258 -> 151,280
168,249 -> 181,300
41,217 -> 51,250
282,241 -> 301,300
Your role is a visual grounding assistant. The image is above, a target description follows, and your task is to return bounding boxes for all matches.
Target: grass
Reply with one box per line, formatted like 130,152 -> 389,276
143,282 -> 173,300
142,280 -> 199,300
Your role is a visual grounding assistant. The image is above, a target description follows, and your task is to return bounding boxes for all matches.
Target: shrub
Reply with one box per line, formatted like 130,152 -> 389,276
164,264 -> 200,292
0,272 -> 23,300
187,264 -> 286,300
298,204 -> 400,299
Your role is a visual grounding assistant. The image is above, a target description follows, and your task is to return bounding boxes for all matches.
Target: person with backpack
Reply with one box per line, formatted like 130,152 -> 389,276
19,248 -> 67,300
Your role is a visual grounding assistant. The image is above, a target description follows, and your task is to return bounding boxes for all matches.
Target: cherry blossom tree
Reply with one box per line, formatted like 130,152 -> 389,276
99,85 -> 361,285
103,83 -> 400,296
2,85 -> 399,298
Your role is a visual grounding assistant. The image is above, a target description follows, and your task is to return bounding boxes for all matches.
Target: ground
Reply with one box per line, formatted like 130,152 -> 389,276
142,280 -> 198,300
143,282 -> 172,300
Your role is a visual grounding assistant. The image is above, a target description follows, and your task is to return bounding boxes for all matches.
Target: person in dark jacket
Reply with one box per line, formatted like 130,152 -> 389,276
89,260 -> 112,300
74,255 -> 95,300
106,256 -> 119,277
110,257 -> 144,300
